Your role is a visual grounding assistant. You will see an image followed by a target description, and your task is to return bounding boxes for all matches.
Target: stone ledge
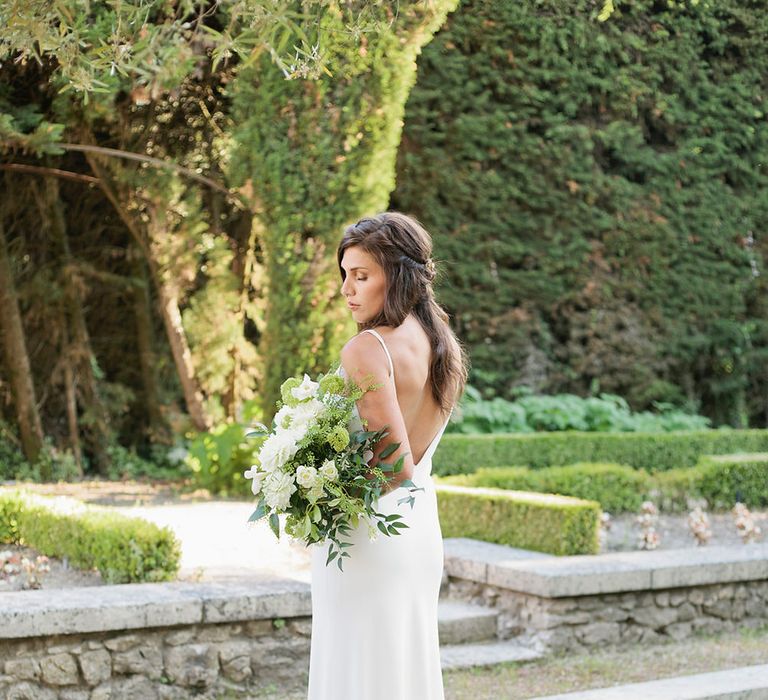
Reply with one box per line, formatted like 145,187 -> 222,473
0,578 -> 311,639
444,538 -> 768,598
532,664 -> 768,699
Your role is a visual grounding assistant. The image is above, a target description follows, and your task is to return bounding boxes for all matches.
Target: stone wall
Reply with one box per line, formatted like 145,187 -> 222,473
442,538 -> 768,653
0,618 -> 310,700
446,577 -> 768,652
0,580 -> 312,699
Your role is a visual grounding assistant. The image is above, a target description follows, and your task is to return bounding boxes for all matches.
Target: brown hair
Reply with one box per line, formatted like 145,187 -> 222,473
337,211 -> 470,413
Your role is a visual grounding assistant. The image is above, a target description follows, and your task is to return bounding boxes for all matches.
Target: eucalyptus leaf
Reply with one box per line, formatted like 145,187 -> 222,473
247,499 -> 266,522
269,512 -> 280,539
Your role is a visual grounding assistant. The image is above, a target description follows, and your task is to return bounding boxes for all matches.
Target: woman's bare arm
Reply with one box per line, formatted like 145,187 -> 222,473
340,334 -> 414,495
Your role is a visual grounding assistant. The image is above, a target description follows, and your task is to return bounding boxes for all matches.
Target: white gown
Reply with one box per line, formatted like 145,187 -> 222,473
307,329 -> 452,700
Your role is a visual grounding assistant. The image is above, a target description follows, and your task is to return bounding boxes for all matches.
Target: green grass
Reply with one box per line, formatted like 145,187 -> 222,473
443,625 -> 768,699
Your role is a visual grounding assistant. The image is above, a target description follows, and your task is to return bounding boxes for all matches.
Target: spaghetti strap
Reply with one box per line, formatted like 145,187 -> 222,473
360,329 -> 394,379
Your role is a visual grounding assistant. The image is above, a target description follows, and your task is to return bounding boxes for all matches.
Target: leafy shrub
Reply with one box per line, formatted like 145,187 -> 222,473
185,422 -> 258,496
10,441 -> 83,483
0,488 -> 181,583
448,388 -> 711,435
436,484 -> 600,555
105,444 -> 191,482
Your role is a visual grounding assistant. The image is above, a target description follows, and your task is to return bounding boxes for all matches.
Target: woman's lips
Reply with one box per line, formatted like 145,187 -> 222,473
347,302 -> 360,309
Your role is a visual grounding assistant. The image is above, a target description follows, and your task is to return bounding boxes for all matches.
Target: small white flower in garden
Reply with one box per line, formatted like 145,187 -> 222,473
732,502 -> 762,544
319,459 -> 338,481
291,373 -> 320,401
296,465 -> 320,489
367,518 -> 379,543
687,506 -> 712,546
636,500 -> 660,551
243,466 -> 266,496
258,430 -> 301,472
263,471 -> 297,511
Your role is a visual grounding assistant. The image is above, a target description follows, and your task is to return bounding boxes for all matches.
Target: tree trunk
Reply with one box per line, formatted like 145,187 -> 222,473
40,176 -> 112,475
61,324 -> 84,476
0,220 -> 45,465
131,247 -> 168,440
222,209 -> 256,420
85,150 -> 212,432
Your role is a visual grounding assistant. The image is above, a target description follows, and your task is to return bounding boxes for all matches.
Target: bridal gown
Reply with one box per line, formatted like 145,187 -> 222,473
307,328 -> 452,700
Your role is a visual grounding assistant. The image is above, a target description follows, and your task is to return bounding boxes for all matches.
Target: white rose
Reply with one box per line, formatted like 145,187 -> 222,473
291,373 -> 320,401
273,404 -> 293,431
319,459 -> 338,481
258,430 -> 301,472
243,466 -> 266,496
306,481 -> 325,504
296,465 -> 320,489
263,471 -> 297,511
291,398 -> 326,428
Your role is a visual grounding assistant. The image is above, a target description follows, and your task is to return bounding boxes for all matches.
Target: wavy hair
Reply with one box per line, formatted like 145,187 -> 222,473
337,211 -> 469,413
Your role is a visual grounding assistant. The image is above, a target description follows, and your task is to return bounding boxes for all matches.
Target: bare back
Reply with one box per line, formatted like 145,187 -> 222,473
365,314 -> 454,465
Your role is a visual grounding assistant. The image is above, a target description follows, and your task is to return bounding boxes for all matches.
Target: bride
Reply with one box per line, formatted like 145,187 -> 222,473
307,211 -> 469,700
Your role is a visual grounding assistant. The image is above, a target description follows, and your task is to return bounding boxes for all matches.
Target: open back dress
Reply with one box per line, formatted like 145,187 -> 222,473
307,328 -> 452,700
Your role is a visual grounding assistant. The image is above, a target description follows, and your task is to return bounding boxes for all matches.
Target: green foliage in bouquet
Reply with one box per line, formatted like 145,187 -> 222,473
244,370 -> 423,570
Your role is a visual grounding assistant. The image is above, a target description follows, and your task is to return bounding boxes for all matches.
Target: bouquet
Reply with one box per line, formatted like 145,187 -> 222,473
243,368 -> 424,570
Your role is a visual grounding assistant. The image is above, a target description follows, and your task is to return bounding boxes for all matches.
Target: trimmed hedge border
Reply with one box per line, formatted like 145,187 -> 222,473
439,463 -> 649,513
433,429 -> 768,475
438,453 -> 768,514
0,488 -> 181,583
436,484 -> 601,555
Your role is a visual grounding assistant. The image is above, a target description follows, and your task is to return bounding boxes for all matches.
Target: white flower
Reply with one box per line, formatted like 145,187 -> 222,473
263,471 -> 297,511
273,404 -> 293,431
296,465 -> 320,489
367,518 -> 379,543
291,398 -> 326,428
258,430 -> 301,472
319,459 -> 338,481
243,465 -> 266,496
291,373 -> 320,401
306,481 -> 325,504
362,449 -> 374,465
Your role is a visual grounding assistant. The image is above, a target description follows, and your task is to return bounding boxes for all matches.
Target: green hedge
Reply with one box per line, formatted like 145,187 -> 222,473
394,0 -> 768,427
436,484 -> 600,555
0,488 -> 181,583
432,430 -> 768,476
440,462 -> 649,513
436,453 -> 768,514
698,454 -> 768,510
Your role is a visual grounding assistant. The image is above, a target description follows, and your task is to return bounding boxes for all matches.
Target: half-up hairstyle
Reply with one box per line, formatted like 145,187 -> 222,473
337,211 -> 470,413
